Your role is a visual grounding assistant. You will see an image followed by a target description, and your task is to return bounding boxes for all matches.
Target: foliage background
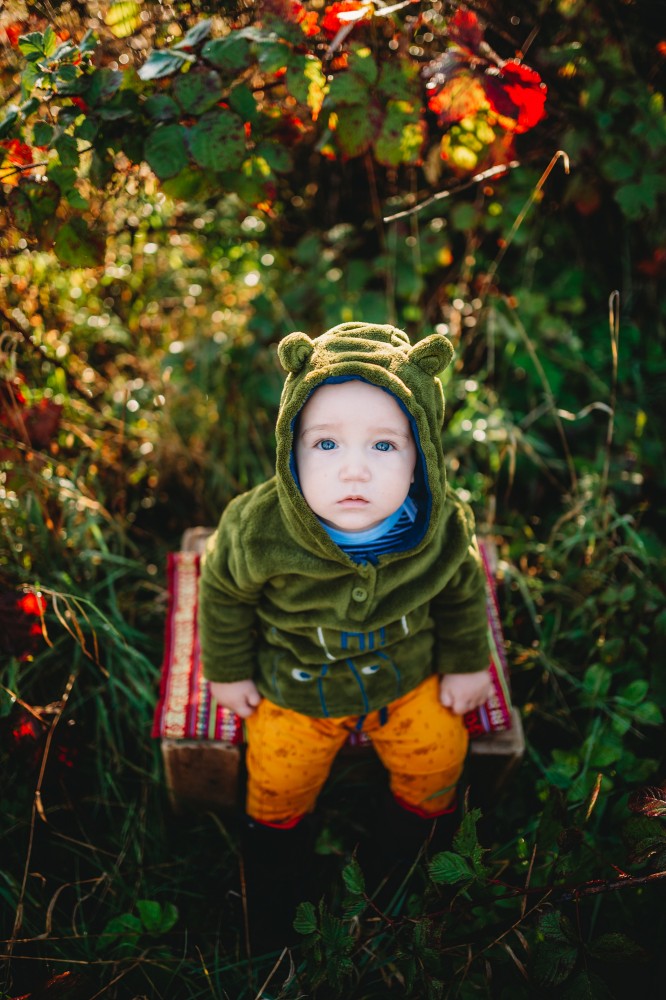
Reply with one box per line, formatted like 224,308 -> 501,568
1,0 -> 665,997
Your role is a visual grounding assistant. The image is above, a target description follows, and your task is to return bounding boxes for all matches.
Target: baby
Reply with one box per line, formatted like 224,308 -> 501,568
198,322 -> 492,940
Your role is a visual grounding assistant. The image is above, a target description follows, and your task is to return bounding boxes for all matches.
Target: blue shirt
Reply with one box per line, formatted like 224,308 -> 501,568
320,498 -> 418,564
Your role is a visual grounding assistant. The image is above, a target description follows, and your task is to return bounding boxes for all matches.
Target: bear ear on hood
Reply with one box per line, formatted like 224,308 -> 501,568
408,334 -> 454,376
278,332 -> 315,373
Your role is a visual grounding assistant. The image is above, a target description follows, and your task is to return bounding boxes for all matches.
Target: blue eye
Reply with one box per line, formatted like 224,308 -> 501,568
317,439 -> 337,451
374,441 -> 394,452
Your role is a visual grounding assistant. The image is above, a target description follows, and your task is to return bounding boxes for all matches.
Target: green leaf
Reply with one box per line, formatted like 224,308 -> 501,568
428,851 -> 475,885
581,664 -> 612,703
56,64 -> 79,83
188,108 -> 246,171
347,45 -> 378,85
66,189 -> 89,210
343,896 -> 367,919
617,678 -> 649,704
85,69 -> 124,107
379,58 -> 421,101
54,133 -> 80,168
287,54 -> 326,115
97,912 -> 143,951
255,38 -> 289,75
9,178 -> 60,228
293,900 -> 318,935
89,149 -> 114,188
42,25 -> 57,58
615,181 -> 659,218
327,70 -> 368,107
320,910 -> 353,952
0,107 -> 19,140
173,19 -> 213,50
531,938 -> 578,987
78,29 -> 97,55
229,84 -> 260,124
600,156 -> 640,181
74,117 -> 99,142
144,95 -> 180,122
173,70 -> 223,114
138,49 -> 192,82
33,121 -> 54,146
19,32 -> 48,61
341,858 -> 365,895
622,816 -> 666,864
452,807 -> 482,858
374,100 -> 425,166
20,61 -> 42,99
335,102 -> 382,158
161,165 -> 208,200
588,932 -> 648,962
7,188 -> 34,232
21,97 -> 41,117
54,217 -> 105,267
255,141 -> 293,174
560,970 -> 611,999
136,899 -> 178,934
202,35 -> 252,75
630,701 -> 663,725
144,125 -> 189,179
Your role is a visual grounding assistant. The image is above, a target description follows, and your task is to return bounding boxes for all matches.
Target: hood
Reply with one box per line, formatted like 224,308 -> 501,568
275,321 -> 454,558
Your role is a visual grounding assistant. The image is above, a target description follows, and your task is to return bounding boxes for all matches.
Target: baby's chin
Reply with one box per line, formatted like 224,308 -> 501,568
321,511 -> 385,533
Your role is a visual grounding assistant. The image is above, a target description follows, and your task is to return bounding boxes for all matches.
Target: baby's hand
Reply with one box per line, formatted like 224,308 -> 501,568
209,679 -> 262,719
440,669 -> 493,716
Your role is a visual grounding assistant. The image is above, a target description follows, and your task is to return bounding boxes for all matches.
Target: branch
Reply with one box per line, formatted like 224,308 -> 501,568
383,161 -> 521,223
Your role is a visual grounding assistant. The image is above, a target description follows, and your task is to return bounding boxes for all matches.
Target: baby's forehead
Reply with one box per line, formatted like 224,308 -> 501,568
299,379 -> 412,430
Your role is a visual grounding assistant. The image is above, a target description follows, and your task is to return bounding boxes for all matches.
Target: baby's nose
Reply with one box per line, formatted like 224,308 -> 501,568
340,452 -> 371,480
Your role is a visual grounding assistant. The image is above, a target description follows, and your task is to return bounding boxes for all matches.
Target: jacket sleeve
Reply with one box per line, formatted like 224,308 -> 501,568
197,499 -> 263,683
430,520 -> 490,676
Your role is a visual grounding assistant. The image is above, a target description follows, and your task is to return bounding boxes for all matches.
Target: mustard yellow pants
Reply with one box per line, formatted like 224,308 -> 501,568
245,675 -> 468,827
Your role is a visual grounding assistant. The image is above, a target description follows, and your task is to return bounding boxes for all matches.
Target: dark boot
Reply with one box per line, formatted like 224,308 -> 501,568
359,795 -> 459,915
241,817 -> 314,955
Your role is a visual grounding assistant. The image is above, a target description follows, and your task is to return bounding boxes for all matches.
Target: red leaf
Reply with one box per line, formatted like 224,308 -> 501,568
291,1 -> 320,37
321,1 -> 371,39
4,21 -> 26,46
23,399 -> 63,448
483,60 -> 547,133
427,74 -> 488,125
0,139 -> 34,166
70,96 -> 90,113
628,785 -> 666,818
448,8 -> 484,52
18,592 -> 47,617
0,588 -> 43,659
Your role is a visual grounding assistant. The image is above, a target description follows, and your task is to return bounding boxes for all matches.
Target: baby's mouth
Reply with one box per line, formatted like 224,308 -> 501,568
338,496 -> 369,505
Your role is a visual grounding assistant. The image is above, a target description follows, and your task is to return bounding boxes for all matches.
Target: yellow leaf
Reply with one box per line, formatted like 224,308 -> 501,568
105,1 -> 143,39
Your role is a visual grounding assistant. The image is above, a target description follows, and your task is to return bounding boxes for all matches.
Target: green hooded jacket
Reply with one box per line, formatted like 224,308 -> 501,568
198,322 -> 489,718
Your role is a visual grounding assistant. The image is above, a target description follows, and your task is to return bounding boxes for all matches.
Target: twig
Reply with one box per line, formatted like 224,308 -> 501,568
521,840 -> 538,920
253,946 -> 290,999
479,150 -> 570,301
383,161 -> 521,223
8,671 -> 78,961
483,866 -> 666,905
600,290 -> 620,506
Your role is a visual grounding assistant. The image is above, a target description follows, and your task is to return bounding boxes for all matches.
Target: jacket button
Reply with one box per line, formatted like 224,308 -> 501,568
352,587 -> 368,602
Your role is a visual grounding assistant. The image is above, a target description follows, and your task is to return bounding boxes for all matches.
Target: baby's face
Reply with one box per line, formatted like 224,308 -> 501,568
295,380 -> 417,533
